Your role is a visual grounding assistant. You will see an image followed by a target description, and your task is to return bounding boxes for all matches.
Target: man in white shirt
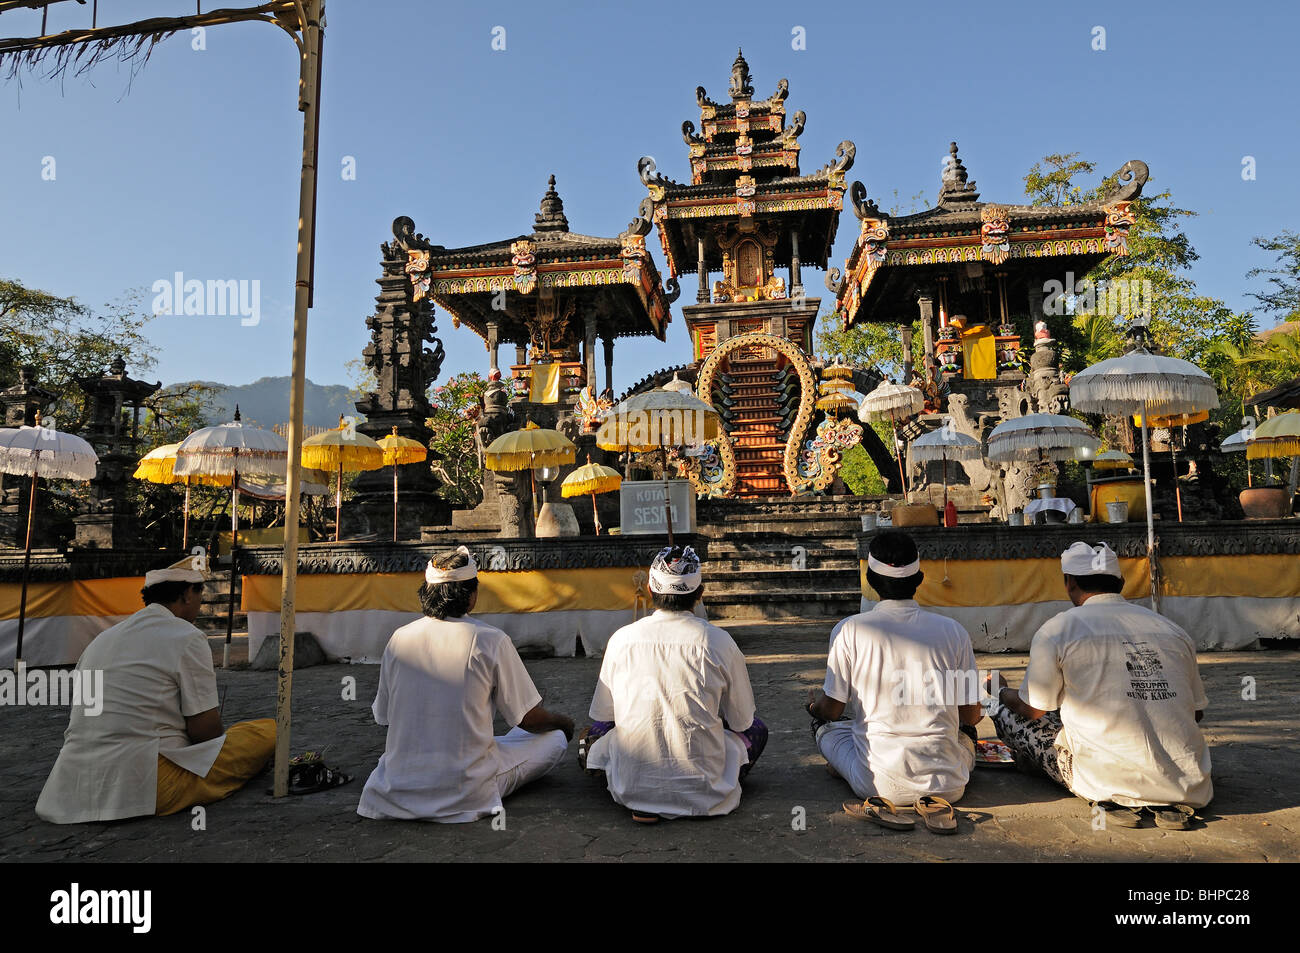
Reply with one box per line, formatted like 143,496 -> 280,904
580,545 -> 766,823
36,566 -> 275,824
357,547 -> 573,823
991,541 -> 1212,828
808,531 -> 983,807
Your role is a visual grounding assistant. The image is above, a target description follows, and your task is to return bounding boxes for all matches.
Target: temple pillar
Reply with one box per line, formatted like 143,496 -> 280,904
901,324 -> 914,382
583,314 -> 598,392
789,230 -> 803,297
917,294 -> 935,368
696,237 -> 709,303
485,319 -> 501,373
603,336 -> 615,396
515,343 -> 527,367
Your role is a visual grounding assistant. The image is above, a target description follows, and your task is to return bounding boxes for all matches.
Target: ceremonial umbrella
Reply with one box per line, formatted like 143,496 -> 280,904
1070,343 -> 1218,574
1092,450 -> 1136,471
485,422 -> 577,523
1246,411 -> 1300,506
376,427 -> 429,542
561,456 -> 622,535
987,413 -> 1099,521
858,381 -> 923,495
909,427 -> 980,508
174,411 -> 288,668
133,443 -> 230,550
0,417 -> 99,668
301,420 -> 385,542
597,387 -> 722,546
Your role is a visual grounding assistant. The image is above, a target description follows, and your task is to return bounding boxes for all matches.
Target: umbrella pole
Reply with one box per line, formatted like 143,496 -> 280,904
891,410 -> 907,500
1140,410 -> 1159,613
182,479 -> 191,552
1171,441 -> 1184,523
529,454 -> 539,523
393,465 -> 399,543
942,450 -> 949,509
335,461 -> 342,543
591,490 -> 600,535
225,468 -> 240,669
14,469 -> 37,670
662,444 -> 674,547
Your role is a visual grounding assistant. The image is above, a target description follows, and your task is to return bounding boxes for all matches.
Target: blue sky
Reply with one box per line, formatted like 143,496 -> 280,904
4,0 -> 1298,400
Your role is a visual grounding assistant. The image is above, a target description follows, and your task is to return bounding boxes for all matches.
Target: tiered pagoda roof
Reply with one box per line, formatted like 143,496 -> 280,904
396,176 -> 675,346
831,143 -> 1150,326
635,49 -> 855,278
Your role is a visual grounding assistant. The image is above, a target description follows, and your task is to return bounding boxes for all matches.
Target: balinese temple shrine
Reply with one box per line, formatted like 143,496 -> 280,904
830,146 -> 1150,515
390,175 -> 678,536
621,50 -> 882,498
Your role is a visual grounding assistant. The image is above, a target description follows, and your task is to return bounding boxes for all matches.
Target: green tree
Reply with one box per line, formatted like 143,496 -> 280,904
1246,230 -> 1300,322
426,370 -> 487,506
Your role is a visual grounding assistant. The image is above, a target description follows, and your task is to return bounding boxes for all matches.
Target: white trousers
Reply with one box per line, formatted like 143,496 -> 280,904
494,726 -> 568,799
816,722 -> 967,806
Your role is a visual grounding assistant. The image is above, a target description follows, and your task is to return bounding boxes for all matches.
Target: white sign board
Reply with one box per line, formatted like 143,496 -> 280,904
619,480 -> 697,536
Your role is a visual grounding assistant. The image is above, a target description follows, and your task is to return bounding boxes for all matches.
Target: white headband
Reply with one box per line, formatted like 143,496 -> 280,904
426,546 -> 479,584
649,545 -> 703,594
144,568 -> 205,587
867,553 -> 921,578
1061,541 -> 1121,579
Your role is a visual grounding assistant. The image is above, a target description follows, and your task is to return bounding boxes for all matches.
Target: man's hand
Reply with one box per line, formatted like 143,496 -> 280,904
520,705 -> 574,742
806,687 -> 845,722
185,707 -> 224,744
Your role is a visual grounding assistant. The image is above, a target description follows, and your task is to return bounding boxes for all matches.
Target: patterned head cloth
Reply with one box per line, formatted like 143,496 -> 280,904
648,545 -> 703,594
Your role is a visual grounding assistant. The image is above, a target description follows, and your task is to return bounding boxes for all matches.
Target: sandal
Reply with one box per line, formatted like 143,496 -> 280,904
1148,804 -> 1197,830
842,796 -> 915,831
287,756 -> 353,795
915,795 -> 959,835
1089,800 -> 1143,828
631,810 -> 661,825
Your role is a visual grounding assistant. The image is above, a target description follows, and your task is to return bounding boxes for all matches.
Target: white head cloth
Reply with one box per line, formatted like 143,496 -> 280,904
144,568 -> 205,587
426,546 -> 479,585
867,552 -> 921,578
1061,541 -> 1122,579
648,545 -> 703,594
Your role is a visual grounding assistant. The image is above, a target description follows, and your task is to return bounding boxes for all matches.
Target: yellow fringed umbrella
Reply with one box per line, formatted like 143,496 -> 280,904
561,457 -> 622,535
1092,450 -> 1135,472
1132,409 -> 1209,523
301,419 -> 385,542
134,442 -> 233,550
484,421 -> 577,520
1247,412 -> 1300,507
377,427 -> 429,542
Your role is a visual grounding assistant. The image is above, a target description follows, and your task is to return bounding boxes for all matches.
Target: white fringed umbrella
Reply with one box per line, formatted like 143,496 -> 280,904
1071,345 -> 1219,573
910,427 -> 980,508
858,382 -> 923,494
986,413 -> 1099,462
174,410 -> 288,667
0,419 -> 99,667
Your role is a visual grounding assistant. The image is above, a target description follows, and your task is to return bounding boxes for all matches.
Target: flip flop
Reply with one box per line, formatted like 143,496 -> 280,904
631,811 -> 661,825
1148,804 -> 1197,830
842,796 -> 915,830
1089,800 -> 1143,828
915,795 -> 959,835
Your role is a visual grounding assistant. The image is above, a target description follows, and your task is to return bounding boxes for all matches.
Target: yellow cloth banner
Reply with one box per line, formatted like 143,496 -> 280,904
529,363 -> 563,404
859,553 -> 1299,605
962,327 -> 997,380
241,567 -> 641,615
0,577 -> 144,621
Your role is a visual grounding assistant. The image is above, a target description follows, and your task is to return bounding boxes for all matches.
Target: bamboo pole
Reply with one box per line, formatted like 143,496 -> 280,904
14,468 -> 37,669
274,0 -> 323,799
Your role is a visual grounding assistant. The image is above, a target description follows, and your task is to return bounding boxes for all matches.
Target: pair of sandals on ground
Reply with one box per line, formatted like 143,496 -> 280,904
843,796 -> 1200,834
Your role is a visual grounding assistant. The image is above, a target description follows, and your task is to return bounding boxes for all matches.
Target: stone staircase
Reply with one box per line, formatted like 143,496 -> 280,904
196,570 -> 246,637
696,496 -> 877,621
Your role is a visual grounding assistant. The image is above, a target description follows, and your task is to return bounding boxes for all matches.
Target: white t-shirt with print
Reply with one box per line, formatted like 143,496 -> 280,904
1022,593 -> 1212,808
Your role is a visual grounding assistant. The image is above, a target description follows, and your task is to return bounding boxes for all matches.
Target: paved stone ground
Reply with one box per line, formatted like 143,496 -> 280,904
2,622 -> 1297,863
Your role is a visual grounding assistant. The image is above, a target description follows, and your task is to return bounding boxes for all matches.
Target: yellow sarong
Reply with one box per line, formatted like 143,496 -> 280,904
155,719 -> 276,816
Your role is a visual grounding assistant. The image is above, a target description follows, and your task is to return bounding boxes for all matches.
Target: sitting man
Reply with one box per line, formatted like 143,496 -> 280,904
808,531 -> 982,816
358,546 -> 573,822
580,546 -> 766,823
991,541 -> 1212,829
37,564 -> 275,823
